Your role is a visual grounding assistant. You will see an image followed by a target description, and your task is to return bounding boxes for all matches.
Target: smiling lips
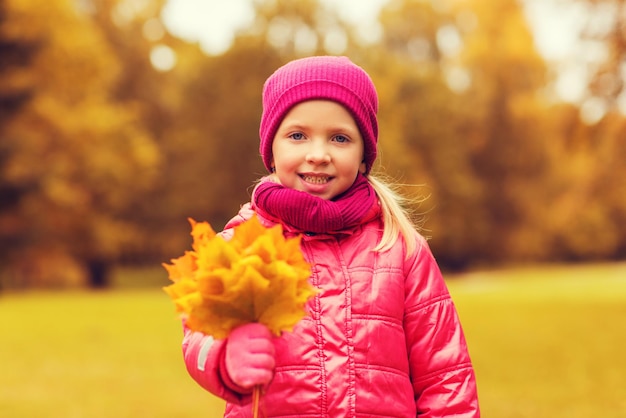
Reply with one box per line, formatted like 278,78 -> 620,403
301,174 -> 332,184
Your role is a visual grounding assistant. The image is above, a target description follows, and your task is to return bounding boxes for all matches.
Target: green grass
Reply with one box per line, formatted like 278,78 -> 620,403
446,263 -> 626,417
0,289 -> 226,417
1,263 -> 625,417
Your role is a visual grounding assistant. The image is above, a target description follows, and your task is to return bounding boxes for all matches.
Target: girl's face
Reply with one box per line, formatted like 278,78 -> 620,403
271,100 -> 366,200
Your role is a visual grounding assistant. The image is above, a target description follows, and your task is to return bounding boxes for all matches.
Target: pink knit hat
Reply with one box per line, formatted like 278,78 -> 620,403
259,56 -> 379,174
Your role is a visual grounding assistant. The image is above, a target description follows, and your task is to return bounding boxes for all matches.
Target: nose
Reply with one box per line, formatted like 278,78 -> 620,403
305,139 -> 331,165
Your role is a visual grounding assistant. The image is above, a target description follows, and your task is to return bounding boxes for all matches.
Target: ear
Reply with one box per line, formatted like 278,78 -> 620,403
359,161 -> 366,174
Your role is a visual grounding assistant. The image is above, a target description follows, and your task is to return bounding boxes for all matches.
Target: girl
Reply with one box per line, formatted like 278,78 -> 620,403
181,56 -> 480,417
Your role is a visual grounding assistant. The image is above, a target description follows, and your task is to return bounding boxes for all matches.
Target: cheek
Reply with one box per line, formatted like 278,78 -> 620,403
273,146 -> 301,170
271,142 -> 292,167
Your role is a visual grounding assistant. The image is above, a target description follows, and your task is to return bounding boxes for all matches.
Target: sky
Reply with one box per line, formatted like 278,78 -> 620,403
160,0 -> 589,104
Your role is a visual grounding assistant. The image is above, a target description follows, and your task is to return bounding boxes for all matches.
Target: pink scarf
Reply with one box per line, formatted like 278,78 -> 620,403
252,174 -> 377,234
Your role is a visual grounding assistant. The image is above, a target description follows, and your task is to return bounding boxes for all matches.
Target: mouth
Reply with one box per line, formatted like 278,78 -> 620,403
300,174 -> 332,184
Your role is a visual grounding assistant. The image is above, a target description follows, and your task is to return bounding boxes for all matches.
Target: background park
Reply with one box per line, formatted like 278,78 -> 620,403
1,0 -> 625,416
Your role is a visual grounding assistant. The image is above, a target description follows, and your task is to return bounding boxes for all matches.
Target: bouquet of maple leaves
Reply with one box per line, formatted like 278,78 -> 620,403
163,215 -> 316,338
163,216 -> 316,417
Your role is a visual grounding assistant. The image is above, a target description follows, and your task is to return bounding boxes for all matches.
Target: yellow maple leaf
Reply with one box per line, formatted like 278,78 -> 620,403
163,216 -> 316,339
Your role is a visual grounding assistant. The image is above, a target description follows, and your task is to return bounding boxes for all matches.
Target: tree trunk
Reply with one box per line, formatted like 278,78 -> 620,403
86,259 -> 110,289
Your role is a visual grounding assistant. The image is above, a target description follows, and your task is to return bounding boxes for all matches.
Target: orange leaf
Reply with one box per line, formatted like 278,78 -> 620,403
163,215 -> 316,339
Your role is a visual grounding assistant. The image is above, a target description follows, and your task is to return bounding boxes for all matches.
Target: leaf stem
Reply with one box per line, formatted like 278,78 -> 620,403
252,385 -> 261,418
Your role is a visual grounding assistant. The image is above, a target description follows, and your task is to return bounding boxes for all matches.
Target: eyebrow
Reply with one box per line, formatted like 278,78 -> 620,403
280,122 -> 308,130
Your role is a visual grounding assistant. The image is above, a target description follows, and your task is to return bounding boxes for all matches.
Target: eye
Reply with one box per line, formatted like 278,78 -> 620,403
333,134 -> 349,143
289,132 -> 305,140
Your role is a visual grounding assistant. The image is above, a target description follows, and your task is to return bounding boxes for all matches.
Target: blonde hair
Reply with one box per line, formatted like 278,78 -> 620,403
367,174 -> 424,256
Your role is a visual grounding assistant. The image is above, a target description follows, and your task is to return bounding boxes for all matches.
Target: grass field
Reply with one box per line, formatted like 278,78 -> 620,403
1,263 -> 625,417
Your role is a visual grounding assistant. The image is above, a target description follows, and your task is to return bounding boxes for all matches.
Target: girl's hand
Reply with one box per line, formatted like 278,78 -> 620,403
224,323 -> 276,389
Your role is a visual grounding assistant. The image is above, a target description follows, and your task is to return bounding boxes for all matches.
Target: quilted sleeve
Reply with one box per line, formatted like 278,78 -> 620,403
403,235 -> 480,417
180,205 -> 258,405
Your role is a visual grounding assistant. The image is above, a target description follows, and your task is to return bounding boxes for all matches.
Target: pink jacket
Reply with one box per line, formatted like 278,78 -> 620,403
182,203 -> 480,417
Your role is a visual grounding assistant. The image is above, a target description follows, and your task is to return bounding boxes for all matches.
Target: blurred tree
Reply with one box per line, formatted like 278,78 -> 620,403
544,103 -> 626,261
143,43 -> 281,261
370,0 -> 552,268
0,0 -> 35,122
250,0 -> 351,58
2,0 -> 625,288
0,0 -> 159,288
453,0 -> 551,264
0,0 -> 38,263
576,0 -> 626,107
529,0 -> 626,262
83,0 -> 188,265
371,0 -> 487,269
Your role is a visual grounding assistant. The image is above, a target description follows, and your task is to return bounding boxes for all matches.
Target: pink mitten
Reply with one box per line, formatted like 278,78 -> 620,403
224,323 -> 276,390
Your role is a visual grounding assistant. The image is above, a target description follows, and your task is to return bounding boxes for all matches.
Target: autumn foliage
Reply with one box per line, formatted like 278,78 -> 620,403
163,217 -> 316,338
1,0 -> 626,288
